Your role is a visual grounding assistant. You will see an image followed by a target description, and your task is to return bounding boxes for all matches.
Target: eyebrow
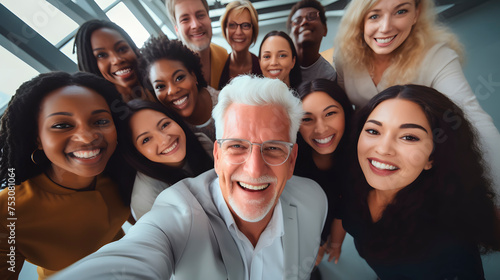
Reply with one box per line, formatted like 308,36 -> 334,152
304,104 -> 339,115
369,2 -> 412,12
366,119 -> 428,133
92,40 -> 126,52
153,69 -> 183,84
135,117 -> 169,142
47,109 -> 110,118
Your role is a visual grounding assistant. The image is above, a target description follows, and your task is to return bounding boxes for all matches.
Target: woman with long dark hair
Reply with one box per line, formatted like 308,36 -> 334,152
74,19 -> 155,102
259,31 -> 302,90
295,78 -> 353,265
119,100 -> 213,220
343,84 -> 500,279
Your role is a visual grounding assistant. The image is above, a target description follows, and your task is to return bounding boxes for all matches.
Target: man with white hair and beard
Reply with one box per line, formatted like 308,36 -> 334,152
52,75 -> 327,280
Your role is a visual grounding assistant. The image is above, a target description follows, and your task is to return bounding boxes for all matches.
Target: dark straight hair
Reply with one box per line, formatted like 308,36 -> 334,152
118,100 -> 213,184
259,30 -> 302,90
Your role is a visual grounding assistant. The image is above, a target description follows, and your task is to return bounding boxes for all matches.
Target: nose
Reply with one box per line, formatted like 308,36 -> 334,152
167,84 -> 178,96
375,135 -> 395,156
109,52 -> 124,65
73,125 -> 100,144
234,25 -> 243,34
190,17 -> 202,29
379,15 -> 393,33
242,144 -> 267,178
270,55 -> 278,66
314,119 -> 327,135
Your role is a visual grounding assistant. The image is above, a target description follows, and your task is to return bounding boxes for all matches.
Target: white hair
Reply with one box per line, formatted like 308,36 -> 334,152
213,75 -> 303,143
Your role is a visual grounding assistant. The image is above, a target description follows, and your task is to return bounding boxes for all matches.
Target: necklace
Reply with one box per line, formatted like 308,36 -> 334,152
45,172 -> 97,192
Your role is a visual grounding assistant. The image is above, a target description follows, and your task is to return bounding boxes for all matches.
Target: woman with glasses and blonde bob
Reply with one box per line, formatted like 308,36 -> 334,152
218,0 -> 262,89
334,0 -> 500,202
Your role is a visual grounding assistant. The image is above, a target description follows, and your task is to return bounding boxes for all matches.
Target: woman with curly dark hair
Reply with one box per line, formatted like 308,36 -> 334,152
140,36 -> 218,141
294,79 -> 353,265
258,31 -> 302,90
74,19 -> 155,102
343,84 -> 500,279
0,72 -> 134,279
118,99 -> 213,220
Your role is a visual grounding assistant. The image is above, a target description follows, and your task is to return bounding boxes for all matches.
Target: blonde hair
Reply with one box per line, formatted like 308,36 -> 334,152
220,0 -> 259,46
334,0 -> 463,86
165,0 -> 209,26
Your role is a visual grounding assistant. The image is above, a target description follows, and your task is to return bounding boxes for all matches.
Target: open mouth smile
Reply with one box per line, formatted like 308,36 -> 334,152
238,181 -> 270,192
161,139 -> 179,155
375,35 -> 396,44
370,159 -> 399,171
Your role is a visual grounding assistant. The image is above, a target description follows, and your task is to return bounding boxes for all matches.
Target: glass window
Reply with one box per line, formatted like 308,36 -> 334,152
106,2 -> 150,48
95,0 -> 118,10
59,37 -> 78,63
0,46 -> 39,108
2,0 -> 79,46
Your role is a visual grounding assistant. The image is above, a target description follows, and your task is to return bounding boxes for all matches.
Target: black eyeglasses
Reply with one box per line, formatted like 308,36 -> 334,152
291,11 -> 320,26
228,22 -> 252,30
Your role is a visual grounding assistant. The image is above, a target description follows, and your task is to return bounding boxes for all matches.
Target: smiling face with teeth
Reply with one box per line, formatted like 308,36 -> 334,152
300,91 -> 345,156
259,36 -> 296,87
357,98 -> 433,193
37,86 -> 117,189
363,0 -> 420,59
90,28 -> 140,94
149,59 -> 201,121
225,9 -> 253,53
214,103 -> 297,225
174,0 -> 212,52
130,109 -> 187,167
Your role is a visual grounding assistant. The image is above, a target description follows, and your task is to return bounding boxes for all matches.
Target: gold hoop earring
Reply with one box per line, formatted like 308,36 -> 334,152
31,149 -> 39,165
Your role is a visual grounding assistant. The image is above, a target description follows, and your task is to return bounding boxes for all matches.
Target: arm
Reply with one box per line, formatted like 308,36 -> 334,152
429,46 -> 500,205
51,218 -> 177,280
51,186 -> 199,280
326,218 -> 347,264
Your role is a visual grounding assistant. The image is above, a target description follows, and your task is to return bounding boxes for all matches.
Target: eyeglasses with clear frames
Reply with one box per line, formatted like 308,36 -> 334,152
216,138 -> 294,166
291,11 -> 320,26
228,22 -> 252,30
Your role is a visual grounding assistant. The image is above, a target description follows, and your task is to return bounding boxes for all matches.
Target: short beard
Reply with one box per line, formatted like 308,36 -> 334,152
228,174 -> 278,223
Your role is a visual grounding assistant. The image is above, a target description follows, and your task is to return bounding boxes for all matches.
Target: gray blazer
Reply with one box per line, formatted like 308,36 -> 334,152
52,169 -> 327,280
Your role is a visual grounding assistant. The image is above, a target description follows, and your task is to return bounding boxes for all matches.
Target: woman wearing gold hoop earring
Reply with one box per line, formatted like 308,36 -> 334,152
0,72 -> 134,279
30,149 -> 41,165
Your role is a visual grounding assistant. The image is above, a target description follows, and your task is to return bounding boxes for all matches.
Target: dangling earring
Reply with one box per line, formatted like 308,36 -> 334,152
31,149 -> 40,165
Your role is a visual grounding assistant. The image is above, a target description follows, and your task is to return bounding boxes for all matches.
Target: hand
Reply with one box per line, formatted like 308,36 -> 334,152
315,243 -> 327,266
326,242 -> 342,264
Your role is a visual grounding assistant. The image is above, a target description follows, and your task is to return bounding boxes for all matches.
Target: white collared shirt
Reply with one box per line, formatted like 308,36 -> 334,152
210,178 -> 285,280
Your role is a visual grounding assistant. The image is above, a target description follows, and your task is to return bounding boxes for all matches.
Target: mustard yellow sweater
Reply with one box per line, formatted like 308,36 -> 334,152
0,173 -> 129,279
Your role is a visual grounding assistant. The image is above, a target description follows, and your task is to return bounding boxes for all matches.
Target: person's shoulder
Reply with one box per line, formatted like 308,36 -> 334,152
154,169 -> 217,204
282,175 -> 327,204
424,42 -> 459,63
210,43 -> 229,56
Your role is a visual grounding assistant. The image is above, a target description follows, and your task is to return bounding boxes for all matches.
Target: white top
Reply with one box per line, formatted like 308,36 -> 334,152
211,178 -> 284,280
301,56 -> 337,83
131,172 -> 170,220
131,134 -> 214,220
335,42 -> 500,203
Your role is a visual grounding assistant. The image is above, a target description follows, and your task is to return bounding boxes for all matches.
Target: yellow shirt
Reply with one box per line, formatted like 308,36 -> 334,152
210,43 -> 229,90
0,173 -> 130,280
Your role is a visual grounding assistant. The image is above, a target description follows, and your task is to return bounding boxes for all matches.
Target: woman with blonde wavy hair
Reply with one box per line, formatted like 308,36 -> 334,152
333,0 -> 500,203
